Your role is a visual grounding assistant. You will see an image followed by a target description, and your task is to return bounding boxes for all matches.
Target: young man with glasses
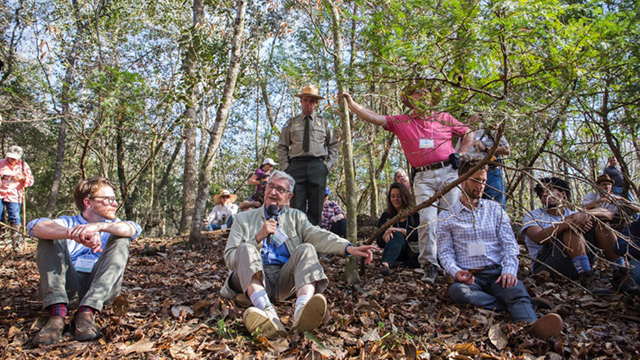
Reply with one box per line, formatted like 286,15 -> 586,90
221,170 -> 377,338
27,177 -> 142,345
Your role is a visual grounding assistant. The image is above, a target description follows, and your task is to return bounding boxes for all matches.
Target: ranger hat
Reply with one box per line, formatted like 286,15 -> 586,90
294,85 -> 325,100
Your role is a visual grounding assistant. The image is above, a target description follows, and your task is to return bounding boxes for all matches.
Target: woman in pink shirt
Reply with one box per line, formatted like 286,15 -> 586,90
0,145 -> 34,251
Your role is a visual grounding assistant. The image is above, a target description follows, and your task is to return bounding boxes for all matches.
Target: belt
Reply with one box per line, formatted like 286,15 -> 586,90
468,265 -> 502,274
412,160 -> 450,173
291,156 -> 324,162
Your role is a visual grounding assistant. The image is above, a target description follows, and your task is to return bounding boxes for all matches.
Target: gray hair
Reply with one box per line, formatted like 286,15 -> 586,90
269,170 -> 295,192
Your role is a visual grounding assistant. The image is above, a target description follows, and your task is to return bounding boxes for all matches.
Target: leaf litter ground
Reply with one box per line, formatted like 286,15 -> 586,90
1,230 -> 639,359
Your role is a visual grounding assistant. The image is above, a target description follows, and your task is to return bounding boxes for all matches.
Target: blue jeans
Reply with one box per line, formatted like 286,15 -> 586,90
0,200 -> 22,225
376,232 -> 418,267
483,167 -> 505,208
206,223 -> 222,231
448,267 -> 537,323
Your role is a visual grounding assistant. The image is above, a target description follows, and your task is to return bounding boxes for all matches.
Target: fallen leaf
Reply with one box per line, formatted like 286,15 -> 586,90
124,339 -> 155,355
362,328 -> 380,342
488,324 -> 507,350
453,343 -> 480,356
171,306 -> 194,318
169,341 -> 196,359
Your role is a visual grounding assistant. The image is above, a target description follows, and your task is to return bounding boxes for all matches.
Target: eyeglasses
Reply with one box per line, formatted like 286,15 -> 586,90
91,196 -> 118,205
266,183 -> 290,195
221,195 -> 230,199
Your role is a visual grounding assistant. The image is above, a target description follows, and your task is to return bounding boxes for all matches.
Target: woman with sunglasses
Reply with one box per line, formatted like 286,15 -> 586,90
204,189 -> 239,230
376,182 -> 420,276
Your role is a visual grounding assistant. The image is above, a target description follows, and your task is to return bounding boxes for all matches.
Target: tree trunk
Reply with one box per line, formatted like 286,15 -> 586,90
367,125 -> 378,217
326,0 -> 359,283
189,0 -> 247,244
46,0 -> 85,215
116,115 -> 134,220
178,0 -> 204,234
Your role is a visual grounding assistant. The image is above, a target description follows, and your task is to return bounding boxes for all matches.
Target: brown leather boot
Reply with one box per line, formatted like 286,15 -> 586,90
33,316 -> 65,346
74,311 -> 101,341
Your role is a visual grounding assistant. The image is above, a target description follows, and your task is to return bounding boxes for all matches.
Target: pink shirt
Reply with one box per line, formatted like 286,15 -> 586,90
384,112 -> 469,168
0,159 -> 34,203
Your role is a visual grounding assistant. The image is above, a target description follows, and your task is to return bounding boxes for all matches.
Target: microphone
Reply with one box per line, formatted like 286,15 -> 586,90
267,205 -> 278,219
266,205 -> 278,244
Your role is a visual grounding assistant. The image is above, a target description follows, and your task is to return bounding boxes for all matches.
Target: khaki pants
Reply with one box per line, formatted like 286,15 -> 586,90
226,243 -> 328,301
413,165 -> 461,268
35,236 -> 130,311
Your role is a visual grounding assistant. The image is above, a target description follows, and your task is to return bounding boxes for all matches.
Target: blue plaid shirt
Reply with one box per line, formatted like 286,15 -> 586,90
437,199 -> 520,277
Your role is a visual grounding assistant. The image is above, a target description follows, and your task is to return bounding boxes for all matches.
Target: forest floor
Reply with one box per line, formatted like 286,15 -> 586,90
1,223 -> 640,360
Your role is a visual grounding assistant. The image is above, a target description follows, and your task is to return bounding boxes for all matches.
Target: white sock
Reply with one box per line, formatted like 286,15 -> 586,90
294,294 -> 312,320
249,290 -> 271,311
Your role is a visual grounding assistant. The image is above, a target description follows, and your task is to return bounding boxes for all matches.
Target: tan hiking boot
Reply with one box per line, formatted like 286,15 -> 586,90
530,313 -> 563,339
242,306 -> 287,339
33,316 -> 65,346
74,311 -> 101,341
291,294 -> 327,334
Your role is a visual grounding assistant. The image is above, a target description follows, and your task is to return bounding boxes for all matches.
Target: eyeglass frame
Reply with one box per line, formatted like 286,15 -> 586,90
265,182 -> 291,195
90,196 -> 119,205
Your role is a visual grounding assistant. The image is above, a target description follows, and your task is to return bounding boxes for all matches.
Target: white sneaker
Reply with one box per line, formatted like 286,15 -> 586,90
291,294 -> 327,334
242,306 -> 287,339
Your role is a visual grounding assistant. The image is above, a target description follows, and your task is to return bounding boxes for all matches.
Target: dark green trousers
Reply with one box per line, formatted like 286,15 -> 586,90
286,158 -> 327,226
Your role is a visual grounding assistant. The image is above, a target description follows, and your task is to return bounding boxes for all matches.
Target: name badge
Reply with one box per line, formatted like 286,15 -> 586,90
274,227 -> 288,246
75,255 -> 98,273
419,138 -> 434,149
467,242 -> 486,257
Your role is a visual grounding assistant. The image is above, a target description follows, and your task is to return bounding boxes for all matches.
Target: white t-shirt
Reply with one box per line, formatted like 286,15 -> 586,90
521,208 -> 577,260
205,204 -> 239,225
582,192 -> 618,214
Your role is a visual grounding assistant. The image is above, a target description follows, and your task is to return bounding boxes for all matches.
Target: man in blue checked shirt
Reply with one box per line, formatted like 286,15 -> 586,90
27,177 -> 142,346
437,156 -> 563,339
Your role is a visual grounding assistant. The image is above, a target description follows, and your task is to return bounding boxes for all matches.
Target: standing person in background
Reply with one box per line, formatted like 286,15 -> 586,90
0,145 -> 34,252
278,85 -> 339,226
342,80 -> 473,285
464,113 -> 511,208
393,169 -> 412,193
603,156 -> 629,198
248,158 -> 277,193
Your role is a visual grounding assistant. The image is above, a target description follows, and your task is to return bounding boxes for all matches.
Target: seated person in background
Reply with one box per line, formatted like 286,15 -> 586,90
27,177 -> 142,345
393,169 -> 412,193
614,218 -> 640,287
522,177 -> 639,295
204,189 -> 238,230
377,182 -> 420,276
220,170 -> 377,338
582,174 -> 640,230
248,158 -> 276,193
239,174 -> 269,212
321,187 -> 346,238
437,157 -> 562,339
